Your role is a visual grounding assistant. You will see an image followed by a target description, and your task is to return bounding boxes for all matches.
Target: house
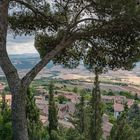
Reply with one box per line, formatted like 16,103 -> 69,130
101,96 -> 114,103
34,95 -> 46,101
0,83 -> 5,93
35,95 -> 50,124
64,93 -> 79,103
40,115 -> 48,125
35,94 -> 76,126
35,95 -> 48,116
114,103 -> 124,118
102,95 -> 134,118
56,91 -> 80,103
36,86 -> 47,95
114,96 -> 126,104
127,99 -> 134,108
58,102 -> 75,120
0,94 -> 12,106
101,95 -> 126,104
102,114 -> 113,140
5,95 -> 12,106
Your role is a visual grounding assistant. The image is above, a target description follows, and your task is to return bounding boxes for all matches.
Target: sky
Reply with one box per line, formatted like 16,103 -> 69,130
7,34 -> 38,55
6,0 -> 57,55
6,0 -> 54,55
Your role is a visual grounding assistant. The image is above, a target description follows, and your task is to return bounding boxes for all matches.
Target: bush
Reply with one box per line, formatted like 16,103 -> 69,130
58,95 -> 68,104
73,87 -> 78,93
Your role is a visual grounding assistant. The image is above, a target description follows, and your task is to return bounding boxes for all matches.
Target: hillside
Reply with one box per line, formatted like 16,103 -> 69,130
1,53 -> 140,86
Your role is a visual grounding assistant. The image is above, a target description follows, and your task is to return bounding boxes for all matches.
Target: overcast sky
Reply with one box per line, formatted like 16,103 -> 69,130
7,34 -> 38,54
6,0 -> 54,55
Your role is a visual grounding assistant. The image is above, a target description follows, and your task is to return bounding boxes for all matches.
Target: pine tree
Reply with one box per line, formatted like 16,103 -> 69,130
48,82 -> 58,138
0,1 -> 140,139
89,69 -> 103,140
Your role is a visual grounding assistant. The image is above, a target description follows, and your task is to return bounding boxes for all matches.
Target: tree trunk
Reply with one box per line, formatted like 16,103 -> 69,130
12,84 -> 28,140
0,1 -> 28,140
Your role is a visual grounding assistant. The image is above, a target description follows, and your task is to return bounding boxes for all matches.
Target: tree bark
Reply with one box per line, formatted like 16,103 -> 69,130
12,84 -> 28,140
0,1 -> 28,140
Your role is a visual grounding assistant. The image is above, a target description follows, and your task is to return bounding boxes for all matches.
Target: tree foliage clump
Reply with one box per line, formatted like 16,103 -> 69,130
9,0 -> 140,71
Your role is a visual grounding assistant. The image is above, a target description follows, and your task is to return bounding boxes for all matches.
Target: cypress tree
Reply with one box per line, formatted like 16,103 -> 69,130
110,108 -> 134,140
89,69 -> 103,140
134,93 -> 138,100
26,88 -> 45,140
79,91 -> 85,134
72,90 -> 85,134
48,82 -> 58,138
128,102 -> 140,120
128,103 -> 140,139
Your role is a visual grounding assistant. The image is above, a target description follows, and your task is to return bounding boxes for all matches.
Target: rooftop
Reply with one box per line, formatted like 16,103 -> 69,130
114,103 -> 124,112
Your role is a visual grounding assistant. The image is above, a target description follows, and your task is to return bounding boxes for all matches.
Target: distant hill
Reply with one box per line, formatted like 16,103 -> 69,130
0,53 -> 140,80
9,53 -> 54,70
3,53 -> 140,71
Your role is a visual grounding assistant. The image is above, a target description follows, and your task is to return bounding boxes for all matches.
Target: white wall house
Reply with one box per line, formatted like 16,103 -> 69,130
114,103 -> 124,118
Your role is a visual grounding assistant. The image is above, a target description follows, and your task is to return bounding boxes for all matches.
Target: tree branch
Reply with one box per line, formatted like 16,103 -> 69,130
70,18 -> 103,32
73,4 -> 91,23
21,37 -> 74,87
21,16 -> 124,87
0,0 -> 20,89
11,0 -> 45,16
21,24 -> 101,87
10,0 -> 58,28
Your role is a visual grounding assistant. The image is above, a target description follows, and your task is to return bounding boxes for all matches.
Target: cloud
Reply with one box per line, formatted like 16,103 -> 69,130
7,34 -> 38,54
